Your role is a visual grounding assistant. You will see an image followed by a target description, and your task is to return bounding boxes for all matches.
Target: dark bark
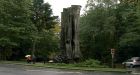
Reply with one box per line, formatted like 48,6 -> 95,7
60,5 -> 82,63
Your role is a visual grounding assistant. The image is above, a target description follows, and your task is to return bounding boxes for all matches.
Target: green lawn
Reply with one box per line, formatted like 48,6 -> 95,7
33,63 -> 129,72
0,61 -> 128,72
0,61 -> 130,73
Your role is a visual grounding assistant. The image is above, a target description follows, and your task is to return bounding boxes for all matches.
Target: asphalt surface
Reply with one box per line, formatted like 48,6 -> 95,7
0,64 -> 134,75
128,67 -> 140,75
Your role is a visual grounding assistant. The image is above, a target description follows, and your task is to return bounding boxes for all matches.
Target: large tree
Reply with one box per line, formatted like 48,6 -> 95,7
116,0 -> 140,62
0,0 -> 34,60
80,0 -> 140,64
31,0 -> 58,58
0,0 -> 59,60
80,0 -> 118,63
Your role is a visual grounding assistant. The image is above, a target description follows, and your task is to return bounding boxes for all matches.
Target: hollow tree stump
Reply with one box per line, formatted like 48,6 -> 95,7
60,5 -> 81,63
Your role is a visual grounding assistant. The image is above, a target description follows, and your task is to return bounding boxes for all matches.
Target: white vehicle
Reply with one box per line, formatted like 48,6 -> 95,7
122,57 -> 140,68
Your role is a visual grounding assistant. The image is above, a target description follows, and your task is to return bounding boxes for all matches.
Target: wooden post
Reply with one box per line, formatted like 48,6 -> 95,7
111,48 -> 115,68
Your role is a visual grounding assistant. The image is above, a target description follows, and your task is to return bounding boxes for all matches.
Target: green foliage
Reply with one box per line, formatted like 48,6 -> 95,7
116,0 -> 140,62
41,59 -> 107,68
0,0 -> 59,60
80,0 -> 117,63
75,59 -> 108,68
32,0 -> 58,31
0,0 -> 34,60
80,0 -> 140,64
31,0 -> 59,58
35,30 -> 60,57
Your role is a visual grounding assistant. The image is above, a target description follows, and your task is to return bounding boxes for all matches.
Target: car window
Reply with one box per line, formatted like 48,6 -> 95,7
127,59 -> 133,62
136,59 -> 140,61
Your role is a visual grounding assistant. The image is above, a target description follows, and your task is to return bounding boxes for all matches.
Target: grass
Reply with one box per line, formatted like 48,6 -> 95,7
0,61 -> 130,73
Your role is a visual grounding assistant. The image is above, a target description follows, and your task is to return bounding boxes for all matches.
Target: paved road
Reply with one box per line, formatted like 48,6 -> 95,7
127,67 -> 140,75
0,64 -> 133,75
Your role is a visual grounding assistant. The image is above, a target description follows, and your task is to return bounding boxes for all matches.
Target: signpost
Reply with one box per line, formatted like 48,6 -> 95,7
111,48 -> 115,68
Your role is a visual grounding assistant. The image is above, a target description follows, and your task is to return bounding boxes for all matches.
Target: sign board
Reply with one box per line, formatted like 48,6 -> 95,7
111,48 -> 115,55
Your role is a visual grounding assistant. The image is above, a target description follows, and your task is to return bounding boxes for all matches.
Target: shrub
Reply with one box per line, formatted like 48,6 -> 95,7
75,59 -> 108,68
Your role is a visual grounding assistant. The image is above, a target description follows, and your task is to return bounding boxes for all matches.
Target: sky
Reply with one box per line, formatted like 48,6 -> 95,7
44,0 -> 87,18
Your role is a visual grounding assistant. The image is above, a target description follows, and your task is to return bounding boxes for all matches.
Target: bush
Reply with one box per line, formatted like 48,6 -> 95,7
75,59 -> 108,68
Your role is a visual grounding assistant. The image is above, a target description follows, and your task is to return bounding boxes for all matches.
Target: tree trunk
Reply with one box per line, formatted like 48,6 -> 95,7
61,5 -> 82,63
